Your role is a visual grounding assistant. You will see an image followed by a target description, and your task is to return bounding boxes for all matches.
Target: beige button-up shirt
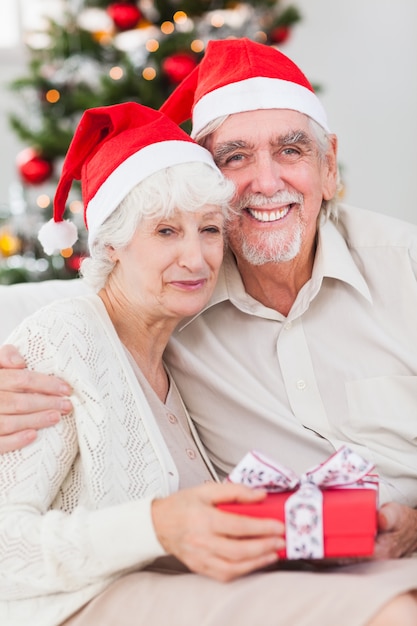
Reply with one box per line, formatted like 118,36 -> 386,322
165,205 -> 417,506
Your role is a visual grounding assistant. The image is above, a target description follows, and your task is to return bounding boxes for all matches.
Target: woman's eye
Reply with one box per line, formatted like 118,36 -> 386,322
203,226 -> 221,234
158,227 -> 174,236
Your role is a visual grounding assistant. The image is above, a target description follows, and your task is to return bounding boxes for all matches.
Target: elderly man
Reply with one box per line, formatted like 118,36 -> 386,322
0,38 -> 416,624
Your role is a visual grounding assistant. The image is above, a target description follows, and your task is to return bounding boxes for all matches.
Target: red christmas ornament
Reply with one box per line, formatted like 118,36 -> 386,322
16,148 -> 54,186
66,254 -> 86,272
107,2 -> 141,31
270,26 -> 291,45
162,52 -> 198,84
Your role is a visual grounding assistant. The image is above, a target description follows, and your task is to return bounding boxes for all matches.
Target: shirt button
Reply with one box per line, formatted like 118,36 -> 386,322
296,379 -> 306,390
167,413 -> 178,424
186,448 -> 197,460
284,321 -> 292,330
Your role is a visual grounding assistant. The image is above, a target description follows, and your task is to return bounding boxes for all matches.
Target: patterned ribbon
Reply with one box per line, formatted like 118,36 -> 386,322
227,446 -> 378,559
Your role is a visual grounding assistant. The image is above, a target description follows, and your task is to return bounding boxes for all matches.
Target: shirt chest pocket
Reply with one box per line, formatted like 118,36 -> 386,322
345,375 -> 417,472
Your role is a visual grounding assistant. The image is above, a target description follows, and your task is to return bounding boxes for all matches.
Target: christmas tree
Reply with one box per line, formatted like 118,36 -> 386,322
0,0 -> 300,284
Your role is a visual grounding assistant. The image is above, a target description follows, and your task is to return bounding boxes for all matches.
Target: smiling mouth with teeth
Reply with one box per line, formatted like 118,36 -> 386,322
247,205 -> 292,222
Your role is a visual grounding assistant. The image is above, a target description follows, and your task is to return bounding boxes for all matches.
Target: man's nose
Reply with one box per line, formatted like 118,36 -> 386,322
250,154 -> 286,196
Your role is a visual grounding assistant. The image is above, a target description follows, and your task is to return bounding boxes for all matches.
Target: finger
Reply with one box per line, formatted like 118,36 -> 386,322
373,533 -> 403,559
195,546 -> 280,582
0,369 -> 72,395
377,503 -> 400,532
210,533 -> 285,564
215,508 -> 285,537
192,483 -> 285,536
0,410 -> 62,436
0,429 -> 39,453
206,482 -> 268,505
375,504 -> 417,558
0,390 -> 72,416
0,345 -> 26,368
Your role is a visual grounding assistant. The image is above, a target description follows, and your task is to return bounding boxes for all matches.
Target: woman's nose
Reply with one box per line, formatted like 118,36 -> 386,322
178,234 -> 205,270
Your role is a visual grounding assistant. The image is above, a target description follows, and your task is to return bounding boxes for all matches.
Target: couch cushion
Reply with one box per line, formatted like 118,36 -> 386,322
0,279 -> 91,343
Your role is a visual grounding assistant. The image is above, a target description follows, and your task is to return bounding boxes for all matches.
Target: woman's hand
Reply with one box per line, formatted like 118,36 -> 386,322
0,345 -> 73,453
151,482 -> 284,582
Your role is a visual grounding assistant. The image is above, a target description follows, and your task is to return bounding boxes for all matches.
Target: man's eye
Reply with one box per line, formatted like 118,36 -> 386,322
226,153 -> 244,163
282,147 -> 300,156
218,153 -> 246,169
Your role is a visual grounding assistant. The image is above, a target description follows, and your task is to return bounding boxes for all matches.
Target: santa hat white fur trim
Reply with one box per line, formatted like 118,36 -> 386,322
86,139 -> 218,248
38,219 -> 78,255
191,76 -> 329,138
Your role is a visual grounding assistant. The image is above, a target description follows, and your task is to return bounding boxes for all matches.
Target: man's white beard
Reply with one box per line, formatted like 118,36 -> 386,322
239,224 -> 304,266
231,191 -> 305,266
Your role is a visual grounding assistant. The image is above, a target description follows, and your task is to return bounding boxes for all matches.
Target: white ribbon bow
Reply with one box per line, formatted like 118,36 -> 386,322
227,446 -> 378,559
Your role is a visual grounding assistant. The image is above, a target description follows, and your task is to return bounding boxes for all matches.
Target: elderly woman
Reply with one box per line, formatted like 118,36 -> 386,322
0,103 -> 284,626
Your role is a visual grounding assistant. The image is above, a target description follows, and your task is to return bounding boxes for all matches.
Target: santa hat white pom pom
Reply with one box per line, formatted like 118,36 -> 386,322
38,218 -> 78,255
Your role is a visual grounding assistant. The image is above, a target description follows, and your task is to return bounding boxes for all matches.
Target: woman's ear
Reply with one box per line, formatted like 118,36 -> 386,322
106,244 -> 118,262
322,134 -> 338,200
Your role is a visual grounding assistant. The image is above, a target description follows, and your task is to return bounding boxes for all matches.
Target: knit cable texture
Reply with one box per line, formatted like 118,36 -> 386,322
0,295 -> 167,612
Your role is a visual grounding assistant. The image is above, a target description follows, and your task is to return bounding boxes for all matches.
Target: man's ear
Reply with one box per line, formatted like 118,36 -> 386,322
322,134 -> 338,200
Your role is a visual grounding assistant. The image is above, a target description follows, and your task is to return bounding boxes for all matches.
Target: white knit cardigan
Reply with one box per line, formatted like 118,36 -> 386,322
0,294 -> 214,626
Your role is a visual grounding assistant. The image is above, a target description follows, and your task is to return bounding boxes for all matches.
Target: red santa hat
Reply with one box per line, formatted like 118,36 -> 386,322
38,102 -> 218,254
160,37 -> 329,137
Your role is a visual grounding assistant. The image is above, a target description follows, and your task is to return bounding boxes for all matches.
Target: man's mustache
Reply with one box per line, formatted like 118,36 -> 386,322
232,191 -> 304,211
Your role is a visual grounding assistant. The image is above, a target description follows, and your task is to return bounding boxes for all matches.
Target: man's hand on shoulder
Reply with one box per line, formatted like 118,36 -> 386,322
0,344 -> 73,453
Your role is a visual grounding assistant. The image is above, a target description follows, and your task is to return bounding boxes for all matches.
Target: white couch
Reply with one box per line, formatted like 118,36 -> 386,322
0,279 -> 91,343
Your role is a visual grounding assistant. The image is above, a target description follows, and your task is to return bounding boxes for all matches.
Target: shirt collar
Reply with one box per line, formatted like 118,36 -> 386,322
312,215 -> 372,301
177,213 -> 372,330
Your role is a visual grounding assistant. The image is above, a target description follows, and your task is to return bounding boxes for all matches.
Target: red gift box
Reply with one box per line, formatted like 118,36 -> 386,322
217,447 -> 379,560
218,488 -> 377,559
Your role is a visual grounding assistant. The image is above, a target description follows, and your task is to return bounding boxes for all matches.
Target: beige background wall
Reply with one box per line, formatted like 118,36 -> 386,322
283,0 -> 417,223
